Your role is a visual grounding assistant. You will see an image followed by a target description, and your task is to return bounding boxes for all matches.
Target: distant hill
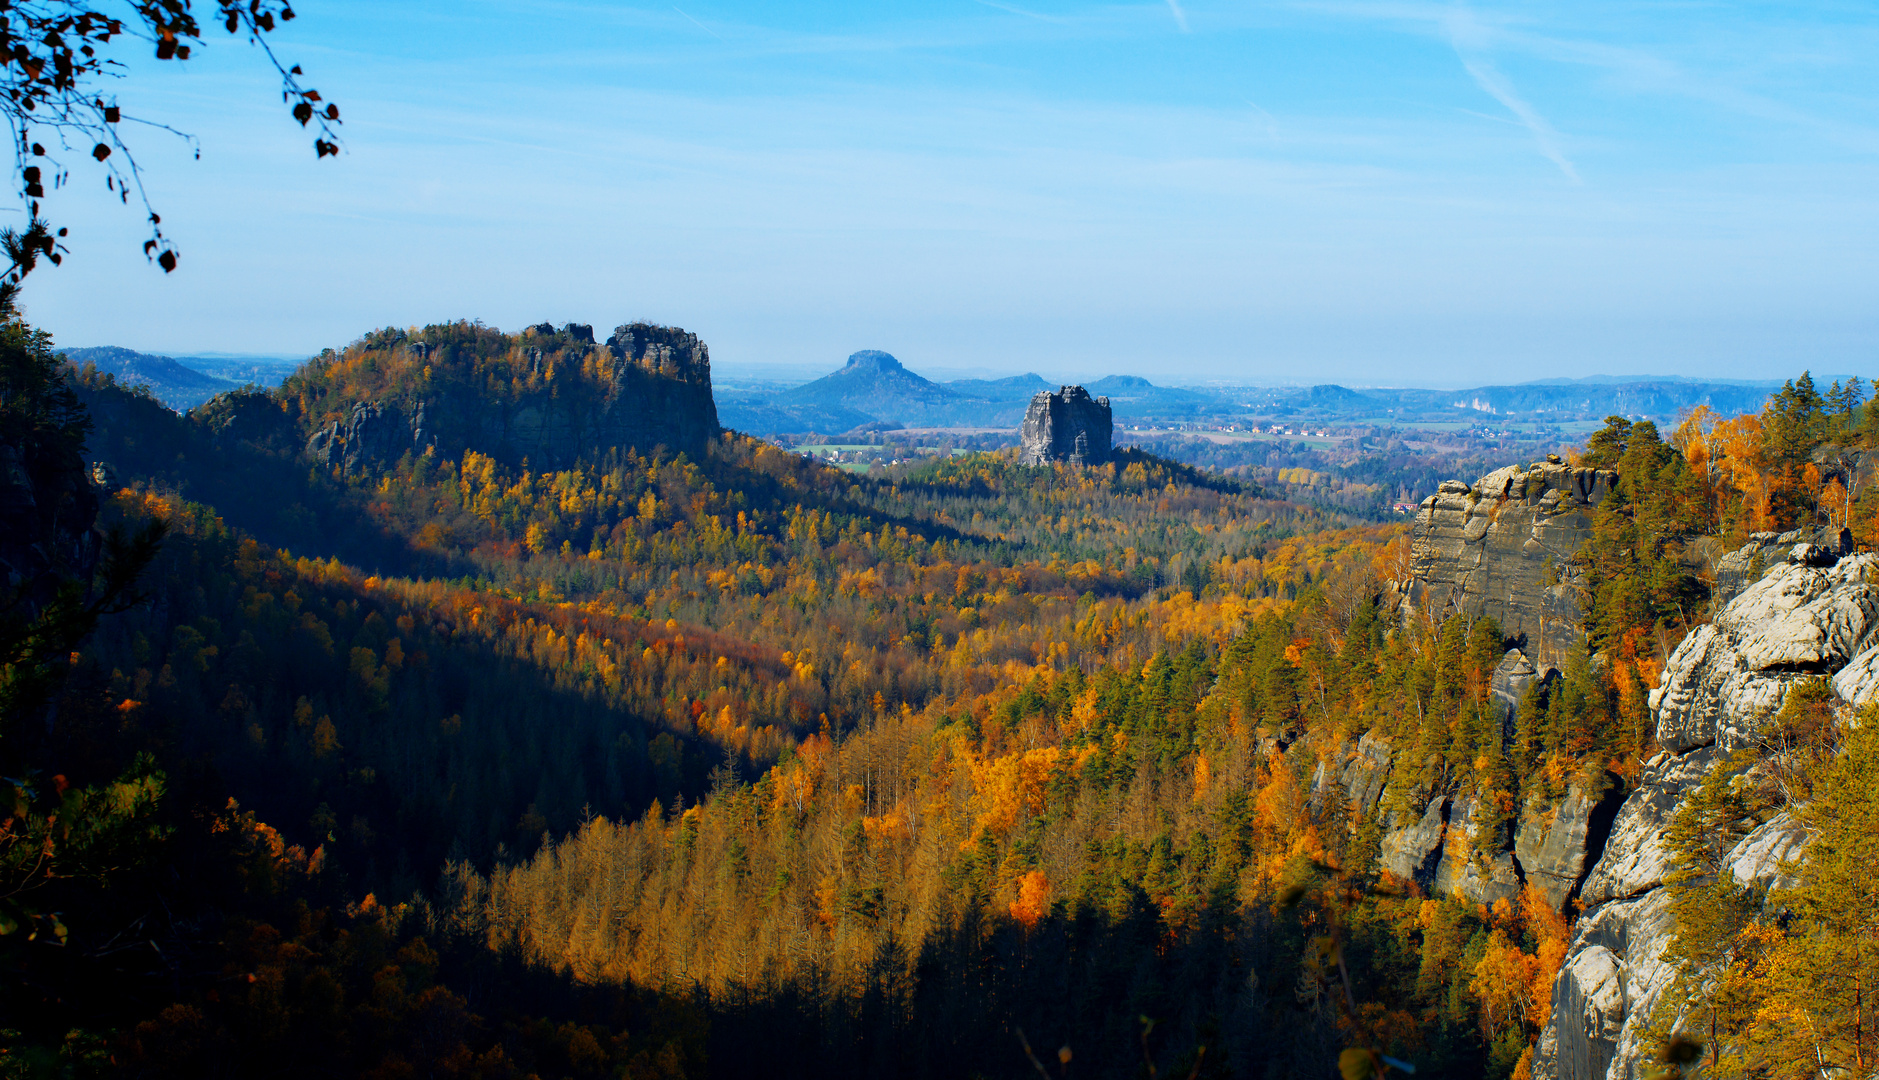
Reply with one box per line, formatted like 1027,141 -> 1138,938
61,346 -> 245,412
944,372 -> 1052,402
777,351 -> 1023,427
1087,375 -> 1223,419
715,397 -> 879,438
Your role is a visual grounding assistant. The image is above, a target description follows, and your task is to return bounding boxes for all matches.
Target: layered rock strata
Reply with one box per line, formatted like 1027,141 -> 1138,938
1019,386 -> 1112,466
306,322 -> 720,474
1533,542 -> 1879,1080
1401,460 -> 1616,670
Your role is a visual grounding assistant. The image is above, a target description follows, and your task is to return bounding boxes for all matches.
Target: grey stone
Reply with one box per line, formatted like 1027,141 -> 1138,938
1544,943 -> 1627,1080
1399,461 -> 1617,670
1019,385 -> 1113,466
305,322 -> 720,474
1536,558 -> 1879,1080
1341,732 -> 1393,813
1578,748 -> 1719,908
1514,784 -> 1614,912
1433,795 -> 1524,905
1726,811 -> 1809,891
1653,555 -> 1879,752
1491,647 -> 1544,744
1379,796 -> 1447,889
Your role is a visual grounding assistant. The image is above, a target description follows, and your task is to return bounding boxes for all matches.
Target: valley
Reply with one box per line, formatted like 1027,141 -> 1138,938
4,318 -> 1877,1080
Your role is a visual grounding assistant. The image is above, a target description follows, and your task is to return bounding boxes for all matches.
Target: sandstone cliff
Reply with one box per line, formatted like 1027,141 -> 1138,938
1532,542 -> 1879,1080
304,322 -> 720,474
1309,704 -> 1621,913
1400,458 -> 1615,671
1019,385 -> 1113,466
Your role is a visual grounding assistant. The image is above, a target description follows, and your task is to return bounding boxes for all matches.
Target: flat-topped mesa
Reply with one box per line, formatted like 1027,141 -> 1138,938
607,323 -> 711,381
1020,385 -> 1113,466
1399,456 -> 1616,671
305,320 -> 720,475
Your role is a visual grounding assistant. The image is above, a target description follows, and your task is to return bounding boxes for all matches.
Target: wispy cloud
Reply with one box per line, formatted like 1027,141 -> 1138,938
973,0 -> 1068,23
1442,8 -> 1578,182
671,6 -> 725,41
1165,0 -> 1190,33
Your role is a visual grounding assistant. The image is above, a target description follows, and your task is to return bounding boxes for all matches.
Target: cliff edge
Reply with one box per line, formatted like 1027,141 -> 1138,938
1532,541 -> 1879,1080
1401,458 -> 1615,670
302,321 -> 720,474
1020,385 -> 1113,466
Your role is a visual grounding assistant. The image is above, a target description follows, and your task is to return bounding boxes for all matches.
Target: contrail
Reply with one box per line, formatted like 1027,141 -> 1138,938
1456,52 -> 1580,182
1165,0 -> 1191,32
671,6 -> 725,41
1445,8 -> 1578,182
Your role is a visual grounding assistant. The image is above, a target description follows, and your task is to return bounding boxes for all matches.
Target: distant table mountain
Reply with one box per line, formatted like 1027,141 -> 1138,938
774,350 -> 1030,427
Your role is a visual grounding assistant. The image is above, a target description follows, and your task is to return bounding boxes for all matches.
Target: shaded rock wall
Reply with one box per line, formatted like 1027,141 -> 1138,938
1308,707 -> 1617,912
1533,544 -> 1879,1080
306,322 -> 720,475
1019,386 -> 1113,466
1400,460 -> 1616,670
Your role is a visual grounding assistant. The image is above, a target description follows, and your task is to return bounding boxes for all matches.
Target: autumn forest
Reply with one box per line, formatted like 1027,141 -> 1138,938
5,319 -> 1879,1080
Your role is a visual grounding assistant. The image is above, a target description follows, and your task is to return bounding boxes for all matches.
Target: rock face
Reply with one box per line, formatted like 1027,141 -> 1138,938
306,322 -> 720,474
1019,386 -> 1112,466
1380,796 -> 1449,889
1514,782 -> 1623,911
1532,543 -> 1879,1080
1307,687 -> 1616,911
1711,526 -> 1854,610
1400,461 -> 1616,670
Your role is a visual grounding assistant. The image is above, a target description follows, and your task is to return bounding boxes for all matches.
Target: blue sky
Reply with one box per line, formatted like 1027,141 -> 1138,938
16,1 -> 1879,385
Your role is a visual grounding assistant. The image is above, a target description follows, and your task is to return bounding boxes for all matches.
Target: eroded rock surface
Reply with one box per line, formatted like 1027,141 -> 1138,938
1651,552 -> 1879,753
1379,796 -> 1448,890
1019,386 -> 1112,466
305,322 -> 720,474
1401,461 -> 1616,669
1533,546 -> 1878,1080
1515,784 -> 1619,911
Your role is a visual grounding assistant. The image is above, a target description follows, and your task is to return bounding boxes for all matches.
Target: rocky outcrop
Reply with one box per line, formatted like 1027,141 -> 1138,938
1400,459 -> 1616,670
1310,703 -> 1613,910
1712,526 -> 1854,610
1019,386 -> 1112,466
1433,794 -> 1524,905
193,387 -> 301,454
1515,782 -> 1623,911
1651,551 -> 1878,753
305,322 -> 720,474
1533,543 -> 1879,1080
1380,796 -> 1449,889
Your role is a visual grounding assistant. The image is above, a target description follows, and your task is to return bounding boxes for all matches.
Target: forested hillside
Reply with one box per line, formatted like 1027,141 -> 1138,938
7,319 -> 1879,1079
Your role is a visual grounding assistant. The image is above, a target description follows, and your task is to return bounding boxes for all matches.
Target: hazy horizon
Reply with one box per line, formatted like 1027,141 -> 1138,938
18,2 -> 1879,385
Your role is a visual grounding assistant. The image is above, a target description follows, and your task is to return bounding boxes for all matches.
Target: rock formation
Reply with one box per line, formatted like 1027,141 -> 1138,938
1399,458 -> 1616,671
1308,719 -> 1617,911
305,322 -> 720,474
1019,385 -> 1113,466
1532,541 -> 1879,1080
